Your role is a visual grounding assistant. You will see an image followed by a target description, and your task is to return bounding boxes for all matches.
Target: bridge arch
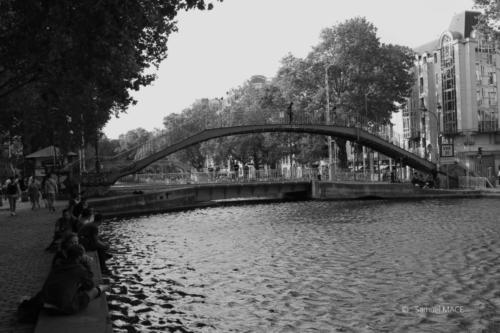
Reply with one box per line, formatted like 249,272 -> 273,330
109,124 -> 435,183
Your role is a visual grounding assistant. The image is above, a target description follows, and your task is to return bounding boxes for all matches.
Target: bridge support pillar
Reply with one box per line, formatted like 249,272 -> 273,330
369,149 -> 374,181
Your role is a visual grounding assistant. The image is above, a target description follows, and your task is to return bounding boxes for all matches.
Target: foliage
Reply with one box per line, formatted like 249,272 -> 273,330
89,17 -> 409,174
474,0 -> 500,43
152,18 -> 414,172
0,0 -> 222,156
310,17 -> 414,122
163,99 -> 220,169
217,81 -> 294,169
0,133 -> 23,178
117,128 -> 152,153
268,19 -> 414,169
97,136 -> 121,158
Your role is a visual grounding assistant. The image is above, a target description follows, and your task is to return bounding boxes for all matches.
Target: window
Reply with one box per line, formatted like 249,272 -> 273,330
464,134 -> 475,145
478,38 -> 495,54
487,54 -> 493,65
488,90 -> 497,106
440,34 -> 457,134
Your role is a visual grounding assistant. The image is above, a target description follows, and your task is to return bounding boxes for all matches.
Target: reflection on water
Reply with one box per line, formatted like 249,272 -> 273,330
101,198 -> 500,332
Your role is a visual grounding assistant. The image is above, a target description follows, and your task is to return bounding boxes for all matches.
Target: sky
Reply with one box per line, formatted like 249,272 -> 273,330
103,0 -> 476,139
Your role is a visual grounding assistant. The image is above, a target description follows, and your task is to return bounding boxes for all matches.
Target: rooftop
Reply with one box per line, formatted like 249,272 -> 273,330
413,11 -> 481,55
25,145 -> 77,159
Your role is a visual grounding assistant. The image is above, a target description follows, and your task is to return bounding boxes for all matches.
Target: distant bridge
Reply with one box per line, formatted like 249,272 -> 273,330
80,122 -> 436,186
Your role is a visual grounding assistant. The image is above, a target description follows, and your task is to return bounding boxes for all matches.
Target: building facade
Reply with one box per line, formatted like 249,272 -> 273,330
403,11 -> 500,182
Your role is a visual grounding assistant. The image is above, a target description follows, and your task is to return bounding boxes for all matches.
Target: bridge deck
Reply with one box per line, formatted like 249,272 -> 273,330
80,124 -> 437,186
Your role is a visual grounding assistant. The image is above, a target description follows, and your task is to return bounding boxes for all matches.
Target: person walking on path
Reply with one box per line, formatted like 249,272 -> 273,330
44,173 -> 58,212
6,175 -> 21,216
28,177 -> 41,210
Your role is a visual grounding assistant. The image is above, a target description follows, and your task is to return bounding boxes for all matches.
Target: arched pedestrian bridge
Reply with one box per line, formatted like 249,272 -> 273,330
80,122 -> 436,186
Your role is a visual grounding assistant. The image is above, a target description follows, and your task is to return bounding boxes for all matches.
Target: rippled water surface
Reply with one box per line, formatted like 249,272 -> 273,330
101,199 -> 500,332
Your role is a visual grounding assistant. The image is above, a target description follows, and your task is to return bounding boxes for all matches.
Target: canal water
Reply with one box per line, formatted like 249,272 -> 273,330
101,198 -> 500,333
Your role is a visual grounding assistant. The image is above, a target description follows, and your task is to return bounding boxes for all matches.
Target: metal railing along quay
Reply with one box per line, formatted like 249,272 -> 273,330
116,169 -> 402,186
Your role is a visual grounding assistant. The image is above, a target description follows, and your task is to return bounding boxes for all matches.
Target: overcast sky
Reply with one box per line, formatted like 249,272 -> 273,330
103,0 -> 475,139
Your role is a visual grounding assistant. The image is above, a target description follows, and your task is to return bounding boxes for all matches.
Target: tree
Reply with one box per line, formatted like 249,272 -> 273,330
307,17 -> 414,168
117,128 -> 152,153
217,80 -> 293,169
0,0 -> 223,157
162,99 -> 220,169
155,18 -> 413,174
274,54 -> 330,166
474,0 -> 500,43
96,136 -> 120,158
310,17 -> 414,123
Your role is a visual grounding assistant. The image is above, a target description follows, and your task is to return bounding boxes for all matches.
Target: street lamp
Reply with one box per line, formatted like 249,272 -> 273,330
324,64 -> 335,181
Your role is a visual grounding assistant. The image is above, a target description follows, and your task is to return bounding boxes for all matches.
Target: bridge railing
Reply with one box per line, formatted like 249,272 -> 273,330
84,112 -> 407,173
458,176 -> 492,189
116,169 -> 320,185
115,167 -> 400,186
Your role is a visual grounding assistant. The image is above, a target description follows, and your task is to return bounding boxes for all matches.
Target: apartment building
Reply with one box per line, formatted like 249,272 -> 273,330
403,11 -> 500,181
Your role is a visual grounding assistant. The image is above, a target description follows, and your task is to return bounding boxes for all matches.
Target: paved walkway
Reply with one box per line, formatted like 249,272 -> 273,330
0,199 -> 66,333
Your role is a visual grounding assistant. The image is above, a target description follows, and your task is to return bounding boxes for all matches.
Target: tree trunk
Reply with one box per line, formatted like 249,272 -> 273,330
94,132 -> 100,172
253,152 -> 260,170
336,138 -> 348,169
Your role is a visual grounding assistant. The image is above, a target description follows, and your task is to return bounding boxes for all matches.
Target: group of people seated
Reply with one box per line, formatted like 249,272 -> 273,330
18,195 -> 112,322
411,172 -> 437,188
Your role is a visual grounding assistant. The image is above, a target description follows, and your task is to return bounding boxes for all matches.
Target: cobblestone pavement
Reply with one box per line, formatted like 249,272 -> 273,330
0,199 -> 66,333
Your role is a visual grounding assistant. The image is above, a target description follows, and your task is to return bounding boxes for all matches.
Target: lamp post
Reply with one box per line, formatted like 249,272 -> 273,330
420,103 -> 442,168
325,64 -> 334,181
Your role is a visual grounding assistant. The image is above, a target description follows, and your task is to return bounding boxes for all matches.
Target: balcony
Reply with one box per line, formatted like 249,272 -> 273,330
478,121 -> 499,133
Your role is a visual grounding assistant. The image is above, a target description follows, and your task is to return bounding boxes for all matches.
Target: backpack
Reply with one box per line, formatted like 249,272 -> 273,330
6,182 -> 17,195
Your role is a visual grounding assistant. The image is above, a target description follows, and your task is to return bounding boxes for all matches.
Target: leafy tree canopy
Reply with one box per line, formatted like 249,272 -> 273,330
273,17 -> 414,168
474,0 -> 500,43
0,0 -> 222,156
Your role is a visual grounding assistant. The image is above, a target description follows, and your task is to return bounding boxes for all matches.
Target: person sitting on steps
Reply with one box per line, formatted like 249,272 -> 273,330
42,244 -> 109,315
78,213 -> 112,274
72,198 -> 90,220
45,209 -> 79,252
17,243 -> 109,322
51,232 -> 92,269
